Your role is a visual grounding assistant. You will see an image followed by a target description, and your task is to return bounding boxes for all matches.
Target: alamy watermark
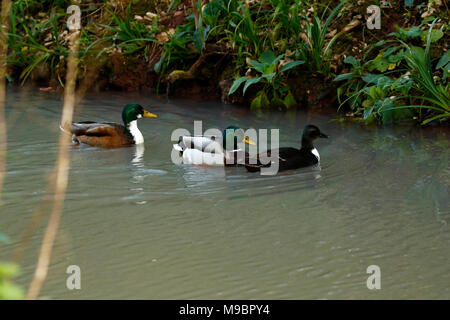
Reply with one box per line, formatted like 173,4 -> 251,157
67,1 -> 81,31
366,265 -> 381,290
366,1 -> 415,30
66,265 -> 81,290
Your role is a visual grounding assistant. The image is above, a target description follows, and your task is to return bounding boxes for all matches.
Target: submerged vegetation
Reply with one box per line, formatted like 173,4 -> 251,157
3,0 -> 450,125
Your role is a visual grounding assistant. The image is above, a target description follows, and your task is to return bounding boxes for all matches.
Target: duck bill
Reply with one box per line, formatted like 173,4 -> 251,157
143,110 -> 158,118
319,132 -> 329,138
243,136 -> 257,146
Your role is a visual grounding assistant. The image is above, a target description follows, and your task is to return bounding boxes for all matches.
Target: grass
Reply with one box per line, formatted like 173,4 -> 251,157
8,4 -> 69,84
97,5 -> 160,57
297,0 -> 348,74
400,21 -> 450,124
334,18 -> 449,125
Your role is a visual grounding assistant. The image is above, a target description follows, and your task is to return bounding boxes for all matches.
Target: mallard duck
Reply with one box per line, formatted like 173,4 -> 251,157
62,103 -> 157,148
173,125 -> 256,166
245,124 -> 328,173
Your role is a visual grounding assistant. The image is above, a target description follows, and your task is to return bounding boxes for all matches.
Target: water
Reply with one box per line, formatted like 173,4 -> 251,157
1,87 -> 449,299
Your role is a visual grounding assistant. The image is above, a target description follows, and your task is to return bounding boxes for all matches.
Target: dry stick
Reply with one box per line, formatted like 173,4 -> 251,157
192,0 -> 199,29
13,39 -> 103,268
26,31 -> 80,300
0,0 -> 11,202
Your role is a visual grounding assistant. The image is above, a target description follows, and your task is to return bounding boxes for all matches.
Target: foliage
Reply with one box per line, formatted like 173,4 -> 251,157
229,49 -> 304,109
154,17 -> 199,82
399,22 -> 450,124
334,19 -> 449,125
0,231 -> 24,300
296,0 -> 347,74
97,5 -> 160,58
8,2 -> 70,84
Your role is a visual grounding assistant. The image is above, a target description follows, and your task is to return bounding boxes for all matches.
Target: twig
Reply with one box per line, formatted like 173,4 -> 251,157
26,30 -> 80,300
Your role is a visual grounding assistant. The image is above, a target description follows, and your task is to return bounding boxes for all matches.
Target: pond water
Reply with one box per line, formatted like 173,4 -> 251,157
1,87 -> 449,299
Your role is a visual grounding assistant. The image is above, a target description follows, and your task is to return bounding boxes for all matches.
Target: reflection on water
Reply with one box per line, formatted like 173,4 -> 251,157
1,87 -> 449,299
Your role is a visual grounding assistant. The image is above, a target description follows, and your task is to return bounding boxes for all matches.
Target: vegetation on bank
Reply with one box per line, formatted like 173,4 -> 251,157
4,0 -> 450,125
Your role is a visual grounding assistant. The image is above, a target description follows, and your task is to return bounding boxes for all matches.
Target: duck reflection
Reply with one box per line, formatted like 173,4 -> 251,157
130,144 -> 145,183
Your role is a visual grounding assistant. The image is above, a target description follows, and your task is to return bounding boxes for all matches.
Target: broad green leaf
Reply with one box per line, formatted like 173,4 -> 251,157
228,77 -> 248,95
407,46 -> 425,60
436,51 -> 450,70
400,26 -> 422,38
259,50 -> 277,65
382,46 -> 400,58
362,73 -> 385,84
259,50 -> 284,65
387,50 -> 404,63
262,72 -> 275,80
249,60 -> 265,73
283,91 -> 297,109
391,76 -> 413,93
263,64 -> 276,75
251,91 -> 269,109
362,99 -> 372,108
243,77 -> 262,95
363,106 -> 373,120
280,60 -> 305,72
343,56 -> 360,68
154,55 -> 164,73
377,76 -> 394,89
421,29 -> 443,43
369,57 -> 390,72
333,73 -> 355,82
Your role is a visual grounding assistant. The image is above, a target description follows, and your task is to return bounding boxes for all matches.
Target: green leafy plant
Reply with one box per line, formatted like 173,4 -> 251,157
0,263 -> 24,300
229,49 -> 304,109
399,25 -> 450,124
154,18 -> 197,74
8,4 -> 69,84
95,6 -> 159,58
297,0 -> 347,74
334,19 -> 449,124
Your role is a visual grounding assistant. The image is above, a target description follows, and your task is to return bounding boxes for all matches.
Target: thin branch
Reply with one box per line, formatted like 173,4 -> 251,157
26,30 -> 80,300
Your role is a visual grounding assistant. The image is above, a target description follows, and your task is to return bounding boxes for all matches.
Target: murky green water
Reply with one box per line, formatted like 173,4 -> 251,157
1,87 -> 449,299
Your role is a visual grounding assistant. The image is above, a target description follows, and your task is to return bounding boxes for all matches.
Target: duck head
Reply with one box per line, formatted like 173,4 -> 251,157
222,125 -> 256,151
301,124 -> 328,149
121,103 -> 157,126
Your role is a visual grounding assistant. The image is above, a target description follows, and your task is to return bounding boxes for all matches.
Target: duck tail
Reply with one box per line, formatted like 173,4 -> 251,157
173,143 -> 184,152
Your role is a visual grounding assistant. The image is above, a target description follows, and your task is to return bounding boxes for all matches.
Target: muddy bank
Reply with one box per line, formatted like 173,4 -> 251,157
5,0 -> 450,124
